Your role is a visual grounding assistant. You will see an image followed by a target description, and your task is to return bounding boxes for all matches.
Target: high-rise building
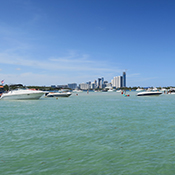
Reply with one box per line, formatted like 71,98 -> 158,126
91,82 -> 96,89
112,76 -> 123,88
118,76 -> 123,88
98,78 -> 101,88
123,72 -> 126,87
101,77 -> 104,87
94,80 -> 97,88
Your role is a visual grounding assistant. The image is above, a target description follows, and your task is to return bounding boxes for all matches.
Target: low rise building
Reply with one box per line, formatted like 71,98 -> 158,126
68,83 -> 77,90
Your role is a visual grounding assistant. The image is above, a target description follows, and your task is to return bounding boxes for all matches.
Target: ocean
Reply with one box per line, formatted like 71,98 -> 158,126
1,91 -> 175,175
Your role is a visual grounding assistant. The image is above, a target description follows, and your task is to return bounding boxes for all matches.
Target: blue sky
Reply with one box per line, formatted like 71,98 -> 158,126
0,0 -> 175,87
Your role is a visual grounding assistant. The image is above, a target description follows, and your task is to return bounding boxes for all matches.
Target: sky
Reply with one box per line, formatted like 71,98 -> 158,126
0,0 -> 175,87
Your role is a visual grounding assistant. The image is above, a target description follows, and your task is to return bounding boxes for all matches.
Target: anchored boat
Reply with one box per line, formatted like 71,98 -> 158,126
137,91 -> 162,96
0,89 -> 45,100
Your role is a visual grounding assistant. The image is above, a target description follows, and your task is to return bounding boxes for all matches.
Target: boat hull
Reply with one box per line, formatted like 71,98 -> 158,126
137,92 -> 162,96
47,92 -> 72,97
0,92 -> 44,100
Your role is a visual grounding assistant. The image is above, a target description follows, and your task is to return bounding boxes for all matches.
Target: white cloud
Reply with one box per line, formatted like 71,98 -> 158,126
0,51 -> 118,72
0,47 -> 124,85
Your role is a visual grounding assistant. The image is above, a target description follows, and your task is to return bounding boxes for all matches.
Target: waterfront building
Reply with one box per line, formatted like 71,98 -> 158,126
79,83 -> 89,90
123,72 -> 126,87
94,80 -> 97,88
101,77 -> 104,88
97,77 -> 105,88
112,76 -> 123,88
118,76 -> 123,88
102,80 -> 108,89
87,81 -> 91,86
98,78 -> 101,88
90,80 -> 98,89
111,71 -> 126,88
112,76 -> 117,88
68,83 -> 77,90
91,82 -> 96,89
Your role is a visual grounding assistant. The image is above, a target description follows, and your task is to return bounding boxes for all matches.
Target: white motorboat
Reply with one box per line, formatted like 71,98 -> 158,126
116,90 -> 122,92
136,88 -> 144,92
47,91 -> 72,97
152,87 -> 158,91
160,88 -> 167,92
107,88 -> 115,92
167,88 -> 175,94
72,89 -> 83,93
137,91 -> 162,96
0,89 -> 45,100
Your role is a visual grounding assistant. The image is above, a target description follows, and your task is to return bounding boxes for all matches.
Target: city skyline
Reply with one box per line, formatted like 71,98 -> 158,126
59,71 -> 126,90
0,1 -> 175,87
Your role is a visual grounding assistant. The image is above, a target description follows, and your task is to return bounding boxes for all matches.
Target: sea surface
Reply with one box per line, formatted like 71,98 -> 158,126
1,91 -> 175,175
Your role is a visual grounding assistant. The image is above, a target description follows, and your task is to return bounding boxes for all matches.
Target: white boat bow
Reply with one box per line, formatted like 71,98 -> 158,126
0,89 -> 45,100
47,91 -> 72,97
137,91 -> 162,96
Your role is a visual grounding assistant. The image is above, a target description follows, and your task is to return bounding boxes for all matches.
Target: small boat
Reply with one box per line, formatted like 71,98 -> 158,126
108,88 -> 115,92
136,88 -> 144,92
0,88 -> 45,100
72,89 -> 83,93
167,88 -> 175,94
152,87 -> 158,91
116,90 -> 122,92
137,91 -> 162,96
47,91 -> 72,97
160,88 -> 167,92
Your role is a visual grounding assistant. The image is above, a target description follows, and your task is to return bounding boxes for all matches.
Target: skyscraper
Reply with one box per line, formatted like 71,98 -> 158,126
111,72 -> 125,88
98,78 -> 101,88
112,76 -> 122,88
123,72 -> 126,87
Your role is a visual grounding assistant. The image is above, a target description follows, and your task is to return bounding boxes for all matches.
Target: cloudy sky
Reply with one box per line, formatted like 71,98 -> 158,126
0,0 -> 175,87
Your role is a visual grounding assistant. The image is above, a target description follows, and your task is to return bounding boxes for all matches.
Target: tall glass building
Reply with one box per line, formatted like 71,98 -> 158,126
98,78 -> 101,88
123,72 -> 126,87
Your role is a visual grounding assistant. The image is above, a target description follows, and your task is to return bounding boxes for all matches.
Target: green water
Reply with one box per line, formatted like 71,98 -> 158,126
1,92 -> 175,175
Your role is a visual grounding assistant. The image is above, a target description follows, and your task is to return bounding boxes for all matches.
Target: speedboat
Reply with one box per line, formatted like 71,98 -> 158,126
47,91 -> 72,97
136,88 -> 144,92
137,91 -> 162,96
152,87 -> 158,91
160,88 -> 167,92
108,88 -> 115,92
116,90 -> 122,92
167,88 -> 175,94
72,89 -> 83,93
0,89 -> 45,100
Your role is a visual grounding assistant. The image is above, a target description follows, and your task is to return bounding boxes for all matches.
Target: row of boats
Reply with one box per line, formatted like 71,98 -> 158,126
0,89 -> 72,100
0,87 -> 174,100
136,87 -> 175,96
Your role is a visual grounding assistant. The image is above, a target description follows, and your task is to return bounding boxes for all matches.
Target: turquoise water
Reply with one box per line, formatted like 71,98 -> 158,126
1,92 -> 175,175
